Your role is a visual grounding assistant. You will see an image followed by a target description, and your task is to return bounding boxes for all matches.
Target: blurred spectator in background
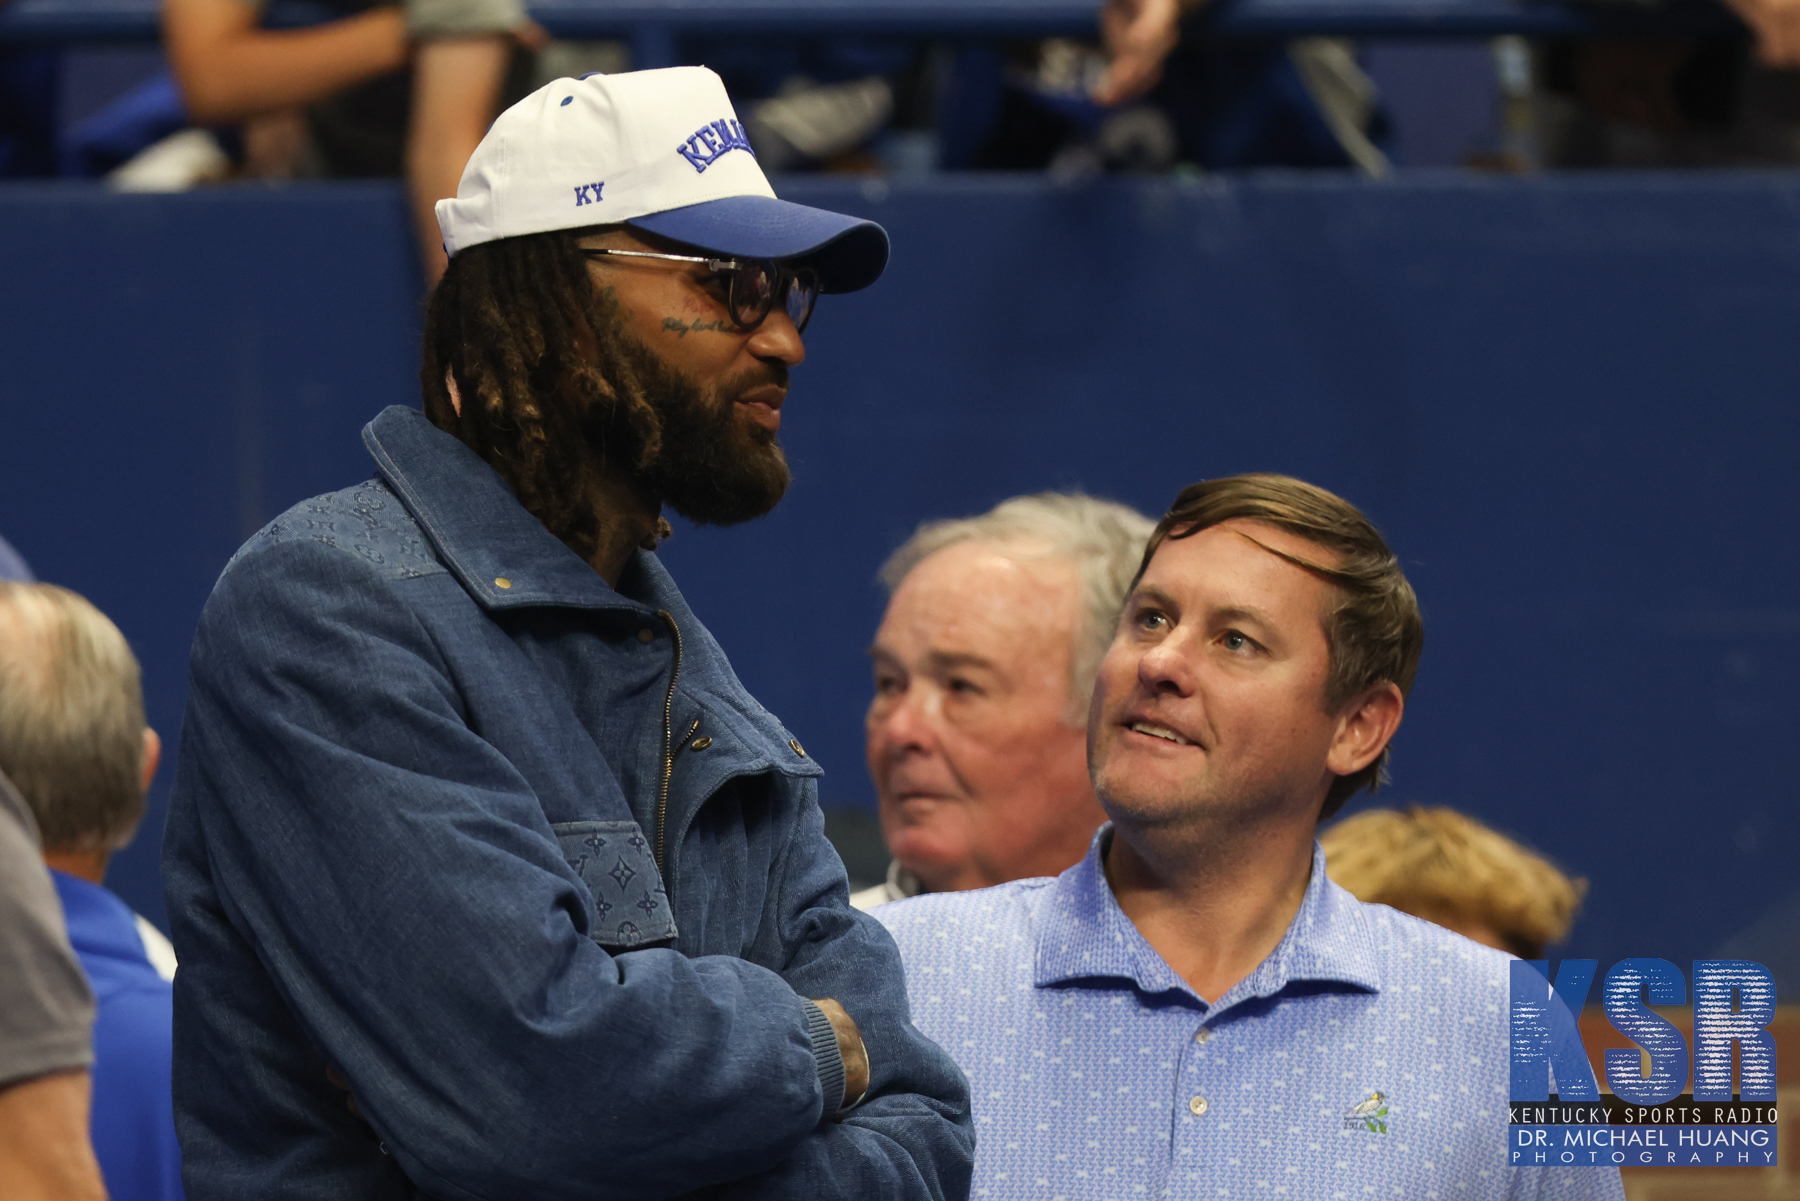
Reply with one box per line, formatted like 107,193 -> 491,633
943,0 -> 1392,174
161,0 -> 540,280
1321,804 -> 1585,958
1093,0 -> 1198,106
1535,31 -> 1800,167
0,581 -> 183,1201
0,533 -> 33,581
0,765 -> 107,1201
1728,0 -> 1800,62
695,39 -> 922,173
0,42 -> 60,179
857,493 -> 1154,908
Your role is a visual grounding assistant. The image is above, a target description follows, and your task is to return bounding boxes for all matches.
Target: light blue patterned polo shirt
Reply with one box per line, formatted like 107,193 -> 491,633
877,828 -> 1623,1201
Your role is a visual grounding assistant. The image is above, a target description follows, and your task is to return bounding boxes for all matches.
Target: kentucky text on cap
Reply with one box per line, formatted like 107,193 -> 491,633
435,67 -> 889,294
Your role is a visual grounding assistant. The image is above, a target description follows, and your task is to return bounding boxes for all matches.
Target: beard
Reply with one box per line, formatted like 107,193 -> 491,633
589,322 -> 792,527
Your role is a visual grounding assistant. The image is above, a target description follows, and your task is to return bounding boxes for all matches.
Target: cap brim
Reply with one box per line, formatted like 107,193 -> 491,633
627,194 -> 889,294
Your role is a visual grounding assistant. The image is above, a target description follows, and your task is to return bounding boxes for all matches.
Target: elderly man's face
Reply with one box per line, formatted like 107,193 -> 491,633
865,541 -> 1106,893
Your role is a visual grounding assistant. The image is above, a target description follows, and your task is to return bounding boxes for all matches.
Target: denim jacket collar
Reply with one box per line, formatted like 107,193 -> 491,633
362,405 -> 820,781
1035,826 -> 1382,1010
364,405 -> 640,615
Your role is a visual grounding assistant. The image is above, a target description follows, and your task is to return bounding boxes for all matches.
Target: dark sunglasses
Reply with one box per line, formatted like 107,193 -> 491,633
582,247 -> 821,334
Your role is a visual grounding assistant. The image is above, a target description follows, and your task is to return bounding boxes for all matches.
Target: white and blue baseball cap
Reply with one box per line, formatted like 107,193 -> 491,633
435,66 -> 889,293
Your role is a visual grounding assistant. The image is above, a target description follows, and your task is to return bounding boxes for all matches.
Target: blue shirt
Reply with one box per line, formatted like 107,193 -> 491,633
877,829 -> 1623,1201
51,870 -> 184,1201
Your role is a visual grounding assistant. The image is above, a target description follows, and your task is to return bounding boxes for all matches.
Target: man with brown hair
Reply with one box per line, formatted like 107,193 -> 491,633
880,473 -> 1622,1199
163,66 -> 970,1201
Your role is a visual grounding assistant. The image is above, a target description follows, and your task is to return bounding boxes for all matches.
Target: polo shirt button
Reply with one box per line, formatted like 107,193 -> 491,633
1194,1028 -> 1211,1044
1188,1095 -> 1209,1117
637,628 -> 655,643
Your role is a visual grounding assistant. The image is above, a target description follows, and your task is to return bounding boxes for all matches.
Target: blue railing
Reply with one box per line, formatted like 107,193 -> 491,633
0,0 -> 1747,46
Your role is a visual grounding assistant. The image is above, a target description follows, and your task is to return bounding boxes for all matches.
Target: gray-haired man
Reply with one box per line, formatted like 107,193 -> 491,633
856,492 -> 1154,908
0,581 -> 182,1201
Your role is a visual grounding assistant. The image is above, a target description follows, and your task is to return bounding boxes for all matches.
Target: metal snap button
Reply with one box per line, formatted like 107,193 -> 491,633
690,737 -> 713,751
788,739 -> 806,757
637,628 -> 655,643
494,577 -> 512,589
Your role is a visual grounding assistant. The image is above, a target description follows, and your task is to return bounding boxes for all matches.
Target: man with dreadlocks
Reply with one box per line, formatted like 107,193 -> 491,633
162,67 -> 972,1201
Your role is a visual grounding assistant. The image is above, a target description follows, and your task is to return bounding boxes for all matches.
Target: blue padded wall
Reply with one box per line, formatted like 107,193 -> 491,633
0,181 -> 422,934
1,173 -> 1796,988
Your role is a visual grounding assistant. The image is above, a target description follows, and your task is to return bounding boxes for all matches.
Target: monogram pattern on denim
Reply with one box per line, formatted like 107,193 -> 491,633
227,481 -> 444,581
552,820 -> 677,949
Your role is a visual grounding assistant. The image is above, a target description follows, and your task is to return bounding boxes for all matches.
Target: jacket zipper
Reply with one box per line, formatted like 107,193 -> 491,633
654,609 -> 685,875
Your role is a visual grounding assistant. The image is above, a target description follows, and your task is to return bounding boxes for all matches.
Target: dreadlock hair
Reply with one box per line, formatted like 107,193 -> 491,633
421,227 -> 665,564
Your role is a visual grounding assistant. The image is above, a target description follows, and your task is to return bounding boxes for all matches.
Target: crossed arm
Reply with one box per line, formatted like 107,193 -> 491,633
176,548 -> 971,1199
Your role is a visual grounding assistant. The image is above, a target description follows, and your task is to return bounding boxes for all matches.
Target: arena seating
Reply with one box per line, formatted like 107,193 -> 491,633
0,0 -> 1746,47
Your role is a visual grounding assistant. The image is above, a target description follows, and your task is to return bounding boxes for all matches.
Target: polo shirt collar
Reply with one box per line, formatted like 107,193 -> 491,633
1034,825 -> 1382,1009
1035,826 -> 1192,997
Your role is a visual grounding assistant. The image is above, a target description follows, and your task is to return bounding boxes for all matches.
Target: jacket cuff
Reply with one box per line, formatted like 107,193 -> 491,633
799,998 -> 846,1122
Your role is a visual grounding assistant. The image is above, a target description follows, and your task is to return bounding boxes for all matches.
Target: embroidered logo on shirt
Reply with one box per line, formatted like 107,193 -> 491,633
573,182 -> 605,207
1344,1091 -> 1390,1134
676,119 -> 755,173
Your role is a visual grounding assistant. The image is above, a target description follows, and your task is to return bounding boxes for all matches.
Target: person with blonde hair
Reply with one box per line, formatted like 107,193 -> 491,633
1321,804 -> 1586,960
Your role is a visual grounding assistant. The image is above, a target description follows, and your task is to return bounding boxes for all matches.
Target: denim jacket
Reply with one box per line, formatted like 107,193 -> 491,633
162,406 -> 973,1201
